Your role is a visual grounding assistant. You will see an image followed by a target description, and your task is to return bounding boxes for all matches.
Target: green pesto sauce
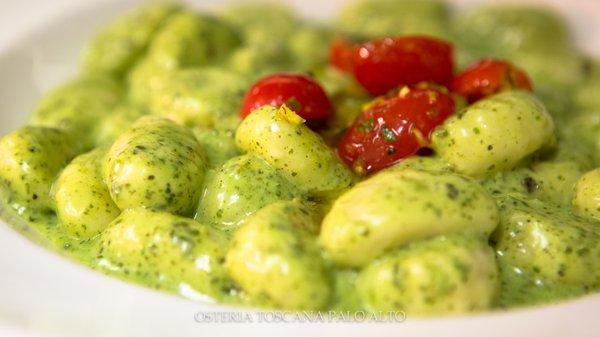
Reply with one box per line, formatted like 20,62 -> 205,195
0,1 -> 599,315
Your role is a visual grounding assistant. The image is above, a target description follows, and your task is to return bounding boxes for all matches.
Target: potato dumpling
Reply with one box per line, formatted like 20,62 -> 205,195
192,126 -> 240,168
454,6 -> 572,58
384,156 -> 454,174
481,161 -> 584,207
147,11 -> 239,70
573,82 -> 600,111
510,50 -> 584,92
431,91 -> 555,176
561,109 -> 600,167
337,0 -> 450,39
196,154 -> 300,231
94,105 -> 146,146
226,45 -> 293,81
101,207 -> 233,299
29,77 -> 121,148
149,68 -> 247,128
572,168 -> 600,220
147,12 -> 213,69
320,169 -> 499,267
533,86 -> 572,123
527,161 -> 585,206
236,106 -> 355,195
127,57 -> 171,107
356,234 -> 499,315
0,126 -> 76,211
494,195 -> 600,297
287,26 -> 333,70
219,3 -> 299,47
104,116 -> 207,215
81,3 -> 180,77
127,11 -> 240,106
54,149 -> 120,238
330,269 -> 363,311
226,200 -> 331,310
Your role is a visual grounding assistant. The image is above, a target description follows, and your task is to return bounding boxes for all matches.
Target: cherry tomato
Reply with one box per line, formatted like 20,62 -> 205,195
329,36 -> 454,96
330,38 -> 357,73
338,84 -> 455,175
240,73 -> 333,122
451,58 -> 533,103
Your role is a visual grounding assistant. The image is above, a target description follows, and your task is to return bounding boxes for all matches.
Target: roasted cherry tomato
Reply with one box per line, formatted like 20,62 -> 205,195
338,84 -> 455,175
330,38 -> 356,73
451,58 -> 533,103
240,73 -> 333,122
329,36 -> 454,96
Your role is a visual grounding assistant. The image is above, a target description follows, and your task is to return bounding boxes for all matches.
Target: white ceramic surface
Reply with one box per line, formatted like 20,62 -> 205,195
0,1 -> 599,336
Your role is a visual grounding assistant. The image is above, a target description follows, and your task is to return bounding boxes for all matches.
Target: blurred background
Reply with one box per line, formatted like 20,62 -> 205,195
1,0 -> 600,54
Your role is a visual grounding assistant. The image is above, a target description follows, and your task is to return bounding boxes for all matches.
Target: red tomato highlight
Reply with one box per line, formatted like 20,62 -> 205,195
338,84 -> 455,175
240,73 -> 333,122
451,58 -> 533,103
329,36 -> 454,96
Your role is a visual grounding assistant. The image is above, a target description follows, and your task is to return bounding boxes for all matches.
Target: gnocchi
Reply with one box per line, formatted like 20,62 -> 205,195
54,149 -> 120,238
356,234 -> 499,315
104,116 -> 207,215
320,169 -> 499,267
236,106 -> 355,195
431,91 -> 555,176
226,200 -> 331,310
0,127 -> 76,211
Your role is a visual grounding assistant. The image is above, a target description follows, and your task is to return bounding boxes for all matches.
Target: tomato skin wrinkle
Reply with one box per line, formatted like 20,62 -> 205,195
330,36 -> 454,96
451,58 -> 533,103
338,85 -> 455,175
240,73 -> 333,122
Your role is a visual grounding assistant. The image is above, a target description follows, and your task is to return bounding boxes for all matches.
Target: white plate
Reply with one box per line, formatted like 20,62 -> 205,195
0,1 -> 599,336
